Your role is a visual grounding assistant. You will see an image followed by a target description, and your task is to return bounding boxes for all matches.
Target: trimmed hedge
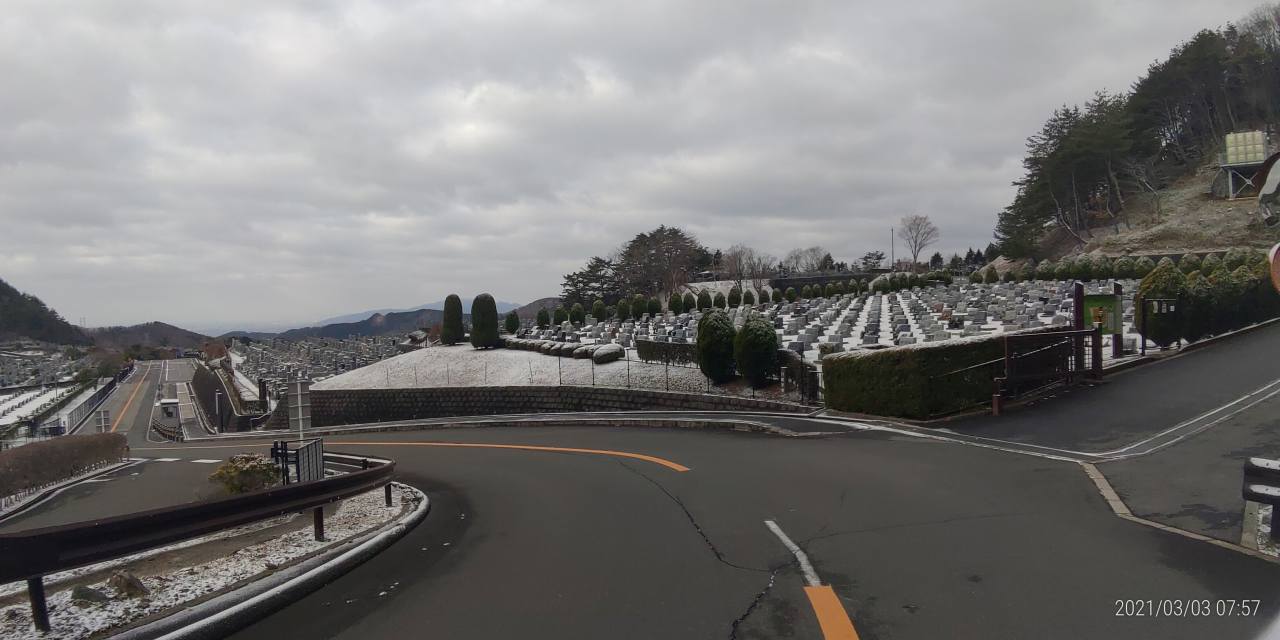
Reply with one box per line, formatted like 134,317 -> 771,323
570,302 -> 586,325
772,288 -> 784,303
668,292 -> 683,314
728,286 -> 742,308
683,292 -> 697,312
632,294 -> 647,320
785,287 -> 797,302
0,433 -> 128,497
697,290 -> 713,310
635,339 -> 696,365
742,290 -> 755,306
647,297 -> 662,317
823,330 -> 1046,418
713,292 -> 726,309
592,299 -> 606,320
504,310 -> 520,334
553,307 -> 568,325
615,299 -> 630,322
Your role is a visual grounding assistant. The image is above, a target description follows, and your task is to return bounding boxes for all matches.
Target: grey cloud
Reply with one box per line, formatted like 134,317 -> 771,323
0,0 -> 1261,331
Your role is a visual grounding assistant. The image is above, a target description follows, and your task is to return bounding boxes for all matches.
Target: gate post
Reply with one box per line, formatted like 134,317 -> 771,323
1091,326 -> 1103,379
1072,281 -> 1086,372
313,506 -> 325,541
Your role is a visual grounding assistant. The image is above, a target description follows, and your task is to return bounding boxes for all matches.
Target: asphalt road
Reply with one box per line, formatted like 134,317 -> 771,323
117,425 -> 1280,640
940,321 -> 1280,453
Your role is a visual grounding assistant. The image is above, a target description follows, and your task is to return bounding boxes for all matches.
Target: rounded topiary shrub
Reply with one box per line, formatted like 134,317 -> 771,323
633,294 -> 648,319
1113,256 -> 1134,279
569,302 -> 585,325
647,297 -> 662,316
697,289 -> 713,310
785,287 -> 797,302
734,315 -> 778,388
1136,260 -> 1186,348
536,308 -> 550,328
824,283 -> 836,297
696,310 -> 737,383
713,292 -> 726,308
683,292 -> 697,312
592,299 -> 606,321
1179,253 -> 1201,274
833,281 -> 846,295
1133,256 -> 1156,278
1036,259 -> 1055,280
1071,256 -> 1093,281
615,298 -> 630,321
982,266 -> 999,284
553,306 -> 568,325
668,292 -> 684,315
801,285 -> 813,299
772,288 -> 784,303
1092,256 -> 1113,280
1223,248 -> 1250,270
728,286 -> 742,308
1200,253 -> 1222,274
1001,269 -> 1016,283
442,293 -> 465,345
742,290 -> 756,306
209,454 -> 280,495
470,293 -> 501,348
504,310 -> 520,334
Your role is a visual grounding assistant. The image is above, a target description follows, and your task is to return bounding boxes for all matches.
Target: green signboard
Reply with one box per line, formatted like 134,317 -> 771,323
1083,294 -> 1122,335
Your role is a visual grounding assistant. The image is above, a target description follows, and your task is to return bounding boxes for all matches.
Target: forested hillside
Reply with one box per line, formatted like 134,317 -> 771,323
994,4 -> 1280,258
0,277 -> 89,344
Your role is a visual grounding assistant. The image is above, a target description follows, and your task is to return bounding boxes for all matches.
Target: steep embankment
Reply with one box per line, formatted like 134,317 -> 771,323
1041,165 -> 1280,260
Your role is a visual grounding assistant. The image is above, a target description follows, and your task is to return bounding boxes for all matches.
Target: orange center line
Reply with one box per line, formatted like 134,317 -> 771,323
334,441 -> 692,472
804,585 -> 861,640
110,365 -> 150,433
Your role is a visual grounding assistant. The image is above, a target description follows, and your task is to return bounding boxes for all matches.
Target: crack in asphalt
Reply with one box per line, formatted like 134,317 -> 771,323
728,566 -> 779,640
615,459 -> 770,573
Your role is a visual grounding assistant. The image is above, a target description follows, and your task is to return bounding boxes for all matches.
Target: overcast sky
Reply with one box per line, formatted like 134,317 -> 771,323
0,0 -> 1263,333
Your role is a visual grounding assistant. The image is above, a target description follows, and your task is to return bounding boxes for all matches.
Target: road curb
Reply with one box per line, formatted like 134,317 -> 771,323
185,416 -> 804,440
113,482 -> 431,640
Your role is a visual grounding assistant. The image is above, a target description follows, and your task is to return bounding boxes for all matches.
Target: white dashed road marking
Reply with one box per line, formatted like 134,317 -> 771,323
192,459 -> 221,464
153,458 -> 181,462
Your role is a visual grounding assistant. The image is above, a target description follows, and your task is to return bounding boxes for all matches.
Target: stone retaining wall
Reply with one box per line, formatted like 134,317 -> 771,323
311,385 -> 807,426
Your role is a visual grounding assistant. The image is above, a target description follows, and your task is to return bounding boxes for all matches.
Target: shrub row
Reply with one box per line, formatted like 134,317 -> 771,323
823,329 -> 1050,418
635,339 -> 697,366
0,433 -> 128,497
1135,253 -> 1279,347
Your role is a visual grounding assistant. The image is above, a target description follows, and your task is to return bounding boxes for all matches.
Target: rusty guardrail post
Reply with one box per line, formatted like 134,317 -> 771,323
28,577 -> 49,631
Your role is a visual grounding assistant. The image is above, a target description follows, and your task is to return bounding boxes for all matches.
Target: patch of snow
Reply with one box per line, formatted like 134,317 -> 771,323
0,487 -> 416,639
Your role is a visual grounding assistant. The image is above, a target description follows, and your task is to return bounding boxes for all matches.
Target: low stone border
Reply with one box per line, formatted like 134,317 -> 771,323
112,482 -> 430,640
196,415 -> 806,440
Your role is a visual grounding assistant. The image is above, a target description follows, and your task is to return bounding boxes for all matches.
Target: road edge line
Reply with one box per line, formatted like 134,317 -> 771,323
1080,462 -> 1279,565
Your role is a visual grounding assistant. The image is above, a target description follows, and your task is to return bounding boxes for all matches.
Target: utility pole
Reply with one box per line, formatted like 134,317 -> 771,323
890,227 -> 895,271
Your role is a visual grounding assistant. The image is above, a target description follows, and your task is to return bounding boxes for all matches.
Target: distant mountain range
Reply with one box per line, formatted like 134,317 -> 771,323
275,308 -> 465,340
87,321 -> 210,351
514,297 -> 562,319
315,298 -> 522,326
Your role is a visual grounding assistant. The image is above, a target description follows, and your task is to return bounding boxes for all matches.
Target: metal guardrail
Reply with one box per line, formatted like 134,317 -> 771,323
0,450 -> 395,631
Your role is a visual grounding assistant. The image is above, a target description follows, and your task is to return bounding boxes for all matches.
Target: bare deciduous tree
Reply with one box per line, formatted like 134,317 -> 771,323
896,215 -> 939,271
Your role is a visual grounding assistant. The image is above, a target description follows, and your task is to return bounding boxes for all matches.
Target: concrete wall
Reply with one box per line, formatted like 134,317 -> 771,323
310,385 -> 807,426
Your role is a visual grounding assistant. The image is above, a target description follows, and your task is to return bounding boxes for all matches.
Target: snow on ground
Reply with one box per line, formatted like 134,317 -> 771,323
0,384 -> 78,427
314,344 -> 755,398
0,486 -> 418,640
